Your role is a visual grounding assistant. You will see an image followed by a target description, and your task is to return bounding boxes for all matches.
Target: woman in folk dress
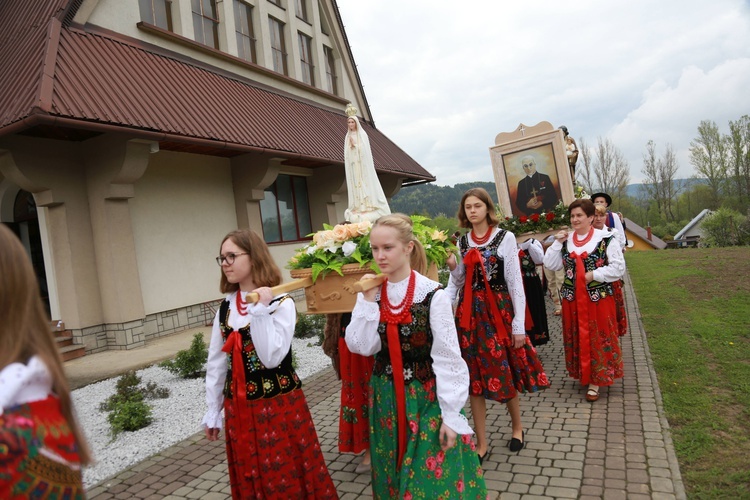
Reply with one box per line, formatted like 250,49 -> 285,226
346,214 -> 487,499
543,199 -> 626,401
202,229 -> 337,499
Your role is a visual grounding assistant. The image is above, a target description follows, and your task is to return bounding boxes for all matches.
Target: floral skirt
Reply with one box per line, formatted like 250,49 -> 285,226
613,280 -> 628,337
561,296 -> 624,386
224,388 -> 337,499
456,289 -> 550,403
0,396 -> 85,500
369,375 -> 487,500
339,337 -> 374,453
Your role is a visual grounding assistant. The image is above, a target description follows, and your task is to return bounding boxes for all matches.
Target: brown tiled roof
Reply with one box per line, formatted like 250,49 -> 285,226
0,0 -> 434,182
623,218 -> 667,250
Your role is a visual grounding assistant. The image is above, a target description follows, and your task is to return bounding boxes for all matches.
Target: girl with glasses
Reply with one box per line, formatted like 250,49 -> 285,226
202,229 -> 337,499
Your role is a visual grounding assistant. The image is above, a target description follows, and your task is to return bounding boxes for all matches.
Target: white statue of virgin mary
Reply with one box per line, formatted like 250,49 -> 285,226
343,106 -> 391,223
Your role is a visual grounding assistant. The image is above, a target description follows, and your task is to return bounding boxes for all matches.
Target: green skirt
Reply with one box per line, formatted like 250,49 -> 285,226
369,374 -> 487,499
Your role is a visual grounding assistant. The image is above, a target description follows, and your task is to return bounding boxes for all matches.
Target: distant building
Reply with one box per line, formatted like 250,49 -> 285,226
673,209 -> 713,247
0,0 -> 433,353
623,218 -> 667,251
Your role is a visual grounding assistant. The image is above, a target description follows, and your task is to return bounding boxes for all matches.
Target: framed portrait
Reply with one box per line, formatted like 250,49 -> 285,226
489,121 -> 575,218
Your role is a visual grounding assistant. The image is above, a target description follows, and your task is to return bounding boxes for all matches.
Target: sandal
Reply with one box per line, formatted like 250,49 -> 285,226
585,388 -> 600,402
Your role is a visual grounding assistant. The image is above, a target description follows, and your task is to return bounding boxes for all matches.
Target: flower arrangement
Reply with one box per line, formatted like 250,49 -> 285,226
288,216 -> 456,282
496,201 -> 569,235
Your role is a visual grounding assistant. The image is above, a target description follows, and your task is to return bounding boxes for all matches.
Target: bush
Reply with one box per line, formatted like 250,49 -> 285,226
294,313 -> 326,344
701,208 -> 749,247
159,333 -> 208,379
99,370 -> 169,436
107,400 -> 153,435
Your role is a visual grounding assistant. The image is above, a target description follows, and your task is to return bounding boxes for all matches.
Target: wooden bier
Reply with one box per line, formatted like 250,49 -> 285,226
245,277 -> 313,304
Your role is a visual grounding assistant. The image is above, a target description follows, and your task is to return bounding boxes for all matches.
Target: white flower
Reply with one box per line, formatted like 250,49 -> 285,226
324,243 -> 341,253
305,245 -> 317,255
342,240 -> 357,257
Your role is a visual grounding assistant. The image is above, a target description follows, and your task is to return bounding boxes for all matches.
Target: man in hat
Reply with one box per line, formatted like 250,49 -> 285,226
591,192 -> 626,250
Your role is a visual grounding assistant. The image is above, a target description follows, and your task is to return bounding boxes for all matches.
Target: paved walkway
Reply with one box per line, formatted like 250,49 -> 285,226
84,274 -> 686,499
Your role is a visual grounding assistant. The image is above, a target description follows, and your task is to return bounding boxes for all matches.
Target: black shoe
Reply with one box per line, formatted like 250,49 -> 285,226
477,449 -> 489,465
508,431 -> 524,453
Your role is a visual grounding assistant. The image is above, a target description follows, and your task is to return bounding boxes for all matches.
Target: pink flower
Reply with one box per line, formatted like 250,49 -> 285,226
426,456 -> 437,471
435,467 -> 443,479
487,377 -> 501,392
437,450 -> 445,463
457,480 -> 465,492
409,420 -> 418,434
461,434 -> 472,445
404,492 -> 412,500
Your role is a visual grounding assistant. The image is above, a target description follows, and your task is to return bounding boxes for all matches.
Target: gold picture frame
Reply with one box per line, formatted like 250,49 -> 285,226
490,121 -> 575,218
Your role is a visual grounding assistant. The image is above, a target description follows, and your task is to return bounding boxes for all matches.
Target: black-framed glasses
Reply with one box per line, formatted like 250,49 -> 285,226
216,252 -> 249,266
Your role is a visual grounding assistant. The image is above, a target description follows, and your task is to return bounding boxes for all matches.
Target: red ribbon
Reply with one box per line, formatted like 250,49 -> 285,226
460,247 -> 511,345
222,330 -> 248,403
380,280 -> 413,471
570,251 -> 592,385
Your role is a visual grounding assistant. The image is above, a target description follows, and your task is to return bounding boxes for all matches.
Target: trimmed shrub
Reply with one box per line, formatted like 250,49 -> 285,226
159,333 -> 208,379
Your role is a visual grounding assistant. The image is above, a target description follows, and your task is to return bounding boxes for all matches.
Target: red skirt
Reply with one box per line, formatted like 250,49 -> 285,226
0,396 -> 84,500
561,295 -> 624,386
223,388 -> 337,499
612,280 -> 628,337
338,337 -> 373,453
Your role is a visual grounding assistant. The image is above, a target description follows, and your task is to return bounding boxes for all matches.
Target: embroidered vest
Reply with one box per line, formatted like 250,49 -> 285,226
372,288 -> 439,385
560,236 -> 615,302
458,230 -> 508,292
220,296 -> 301,400
519,249 -> 538,277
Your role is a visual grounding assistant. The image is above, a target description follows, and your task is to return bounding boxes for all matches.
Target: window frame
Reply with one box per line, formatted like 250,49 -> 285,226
233,0 -> 257,63
191,0 -> 220,49
259,174 -> 313,244
138,0 -> 173,31
294,0 -> 308,22
323,45 -> 337,95
268,16 -> 288,75
298,32 -> 314,86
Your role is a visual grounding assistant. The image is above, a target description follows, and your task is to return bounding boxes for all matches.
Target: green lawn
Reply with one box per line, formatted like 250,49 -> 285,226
627,247 -> 750,499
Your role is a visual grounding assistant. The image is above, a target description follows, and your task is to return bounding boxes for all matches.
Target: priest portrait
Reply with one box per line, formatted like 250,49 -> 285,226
514,154 -> 560,215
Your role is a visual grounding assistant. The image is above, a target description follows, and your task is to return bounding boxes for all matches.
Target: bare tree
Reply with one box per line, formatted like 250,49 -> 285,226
593,137 -> 630,205
660,144 -> 680,221
576,137 -> 594,193
727,115 -> 750,205
641,140 -> 663,216
689,120 -> 728,208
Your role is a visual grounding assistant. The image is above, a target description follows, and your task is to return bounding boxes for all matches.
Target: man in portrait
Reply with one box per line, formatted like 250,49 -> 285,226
514,155 -> 559,215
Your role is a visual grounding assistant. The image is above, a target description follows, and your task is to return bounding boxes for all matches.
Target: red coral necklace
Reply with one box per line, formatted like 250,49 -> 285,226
573,227 -> 594,247
380,271 -> 416,322
235,290 -> 249,316
471,226 -> 494,246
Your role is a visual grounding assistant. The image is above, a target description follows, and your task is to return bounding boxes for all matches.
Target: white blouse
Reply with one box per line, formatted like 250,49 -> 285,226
345,272 -> 474,436
445,228 -> 527,337
0,356 -> 53,415
519,238 -> 544,265
201,292 -> 297,430
543,228 -> 626,283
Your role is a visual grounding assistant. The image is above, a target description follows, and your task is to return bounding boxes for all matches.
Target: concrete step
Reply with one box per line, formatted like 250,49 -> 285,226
59,344 -> 86,362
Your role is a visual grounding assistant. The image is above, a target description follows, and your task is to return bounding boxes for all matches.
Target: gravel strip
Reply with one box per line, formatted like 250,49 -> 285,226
73,337 -> 331,487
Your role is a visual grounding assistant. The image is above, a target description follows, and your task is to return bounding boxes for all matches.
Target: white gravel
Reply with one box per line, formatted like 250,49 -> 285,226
72,337 -> 332,488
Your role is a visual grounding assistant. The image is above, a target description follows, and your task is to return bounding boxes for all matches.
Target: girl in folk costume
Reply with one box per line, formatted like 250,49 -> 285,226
543,199 -> 626,402
446,188 -> 549,460
517,238 -> 550,346
202,229 -> 337,499
322,312 -> 374,474
593,205 -> 628,337
0,224 -> 91,500
346,214 -> 487,499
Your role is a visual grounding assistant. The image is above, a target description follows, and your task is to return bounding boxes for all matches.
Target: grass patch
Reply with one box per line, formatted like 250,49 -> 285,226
627,247 -> 750,498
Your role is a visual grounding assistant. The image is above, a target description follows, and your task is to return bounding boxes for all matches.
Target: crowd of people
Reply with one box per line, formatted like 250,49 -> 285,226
0,108 -> 629,499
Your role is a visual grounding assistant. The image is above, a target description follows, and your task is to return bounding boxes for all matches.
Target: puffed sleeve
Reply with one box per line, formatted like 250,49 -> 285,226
543,240 -> 564,271
592,237 -> 626,283
525,238 -> 544,265
248,295 -> 296,368
429,289 -> 474,435
344,293 -> 382,356
202,306 -> 227,429
500,232 -> 526,336
610,213 -> 627,249
444,260 -> 465,303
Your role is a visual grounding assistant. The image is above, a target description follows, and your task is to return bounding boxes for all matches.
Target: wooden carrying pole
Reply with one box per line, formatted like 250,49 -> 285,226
350,274 -> 386,293
245,277 -> 313,303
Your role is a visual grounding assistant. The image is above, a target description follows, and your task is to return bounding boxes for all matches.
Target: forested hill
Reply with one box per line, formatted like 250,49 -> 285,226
390,181 -> 499,218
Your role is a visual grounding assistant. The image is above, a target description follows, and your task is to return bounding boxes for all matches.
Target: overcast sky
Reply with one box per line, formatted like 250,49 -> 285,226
336,0 -> 750,187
